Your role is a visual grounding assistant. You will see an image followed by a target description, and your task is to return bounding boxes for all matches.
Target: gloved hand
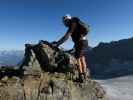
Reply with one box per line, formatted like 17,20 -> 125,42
51,41 -> 59,47
39,40 -> 45,44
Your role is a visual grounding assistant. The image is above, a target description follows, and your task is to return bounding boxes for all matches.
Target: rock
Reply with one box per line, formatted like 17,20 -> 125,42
0,41 -> 107,100
20,41 -> 79,79
0,73 -> 107,100
1,76 -> 8,82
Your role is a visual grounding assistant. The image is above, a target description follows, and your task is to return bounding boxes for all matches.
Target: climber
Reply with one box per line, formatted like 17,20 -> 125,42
52,14 -> 90,82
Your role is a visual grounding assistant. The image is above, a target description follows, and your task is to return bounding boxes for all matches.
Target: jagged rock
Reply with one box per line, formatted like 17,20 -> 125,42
20,41 -> 79,79
0,41 -> 107,100
0,72 -> 107,100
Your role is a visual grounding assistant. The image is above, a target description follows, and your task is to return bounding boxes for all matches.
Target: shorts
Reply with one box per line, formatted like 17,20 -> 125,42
74,40 -> 88,58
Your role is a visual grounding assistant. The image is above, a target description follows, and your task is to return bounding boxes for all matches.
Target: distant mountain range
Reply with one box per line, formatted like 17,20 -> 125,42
90,37 -> 133,64
0,50 -> 24,66
87,37 -> 133,79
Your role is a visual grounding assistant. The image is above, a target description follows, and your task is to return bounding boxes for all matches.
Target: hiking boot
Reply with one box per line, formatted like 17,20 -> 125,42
79,74 -> 84,83
83,73 -> 89,80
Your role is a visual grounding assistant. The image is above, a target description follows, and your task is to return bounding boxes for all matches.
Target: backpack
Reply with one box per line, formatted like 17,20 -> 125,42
72,17 -> 89,36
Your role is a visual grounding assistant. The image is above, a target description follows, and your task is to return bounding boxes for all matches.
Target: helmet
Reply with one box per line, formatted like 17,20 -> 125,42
63,14 -> 72,27
63,14 -> 72,21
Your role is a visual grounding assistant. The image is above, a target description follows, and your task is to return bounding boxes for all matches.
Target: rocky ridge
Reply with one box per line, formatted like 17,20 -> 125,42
0,41 -> 107,100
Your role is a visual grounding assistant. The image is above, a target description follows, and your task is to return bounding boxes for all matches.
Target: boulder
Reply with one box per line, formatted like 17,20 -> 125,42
0,41 -> 107,100
20,41 -> 79,79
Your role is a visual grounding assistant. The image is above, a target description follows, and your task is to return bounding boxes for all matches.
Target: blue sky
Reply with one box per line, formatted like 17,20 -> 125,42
0,0 -> 133,50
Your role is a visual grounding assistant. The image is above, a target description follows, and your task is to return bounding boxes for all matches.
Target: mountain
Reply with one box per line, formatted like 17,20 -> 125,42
0,41 -> 106,100
92,37 -> 133,63
0,50 -> 24,66
87,37 -> 133,79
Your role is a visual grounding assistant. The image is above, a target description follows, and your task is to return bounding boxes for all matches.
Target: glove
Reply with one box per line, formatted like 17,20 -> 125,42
51,41 -> 59,47
39,40 -> 45,44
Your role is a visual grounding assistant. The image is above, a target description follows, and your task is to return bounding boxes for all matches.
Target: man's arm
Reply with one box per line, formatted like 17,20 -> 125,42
57,22 -> 77,46
57,32 -> 71,46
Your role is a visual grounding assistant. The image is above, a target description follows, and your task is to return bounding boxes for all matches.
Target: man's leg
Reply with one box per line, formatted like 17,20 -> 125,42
77,58 -> 83,74
80,56 -> 90,78
80,56 -> 86,74
77,56 -> 87,82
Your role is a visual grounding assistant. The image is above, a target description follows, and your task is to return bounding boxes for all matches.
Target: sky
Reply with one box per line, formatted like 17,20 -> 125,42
0,0 -> 133,50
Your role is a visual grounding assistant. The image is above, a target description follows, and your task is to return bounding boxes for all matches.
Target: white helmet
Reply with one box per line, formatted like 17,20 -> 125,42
63,14 -> 72,21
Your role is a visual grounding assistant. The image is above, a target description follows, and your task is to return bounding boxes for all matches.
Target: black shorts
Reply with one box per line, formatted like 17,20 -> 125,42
74,40 -> 88,58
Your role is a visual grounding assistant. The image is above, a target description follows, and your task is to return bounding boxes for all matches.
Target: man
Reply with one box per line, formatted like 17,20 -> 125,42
53,14 -> 90,82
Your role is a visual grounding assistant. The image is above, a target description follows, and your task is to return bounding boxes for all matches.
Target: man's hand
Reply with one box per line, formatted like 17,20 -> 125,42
51,41 -> 59,47
39,40 -> 45,44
